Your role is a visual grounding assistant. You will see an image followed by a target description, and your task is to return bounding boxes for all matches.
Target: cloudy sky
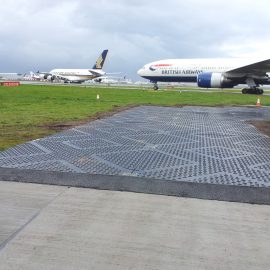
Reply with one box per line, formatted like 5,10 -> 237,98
1,0 -> 270,80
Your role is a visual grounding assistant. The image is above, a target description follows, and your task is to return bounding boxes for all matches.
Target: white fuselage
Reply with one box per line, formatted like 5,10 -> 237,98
50,68 -> 105,82
137,58 -> 268,83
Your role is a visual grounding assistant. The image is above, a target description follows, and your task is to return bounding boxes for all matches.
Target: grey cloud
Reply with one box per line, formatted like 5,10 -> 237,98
1,0 -> 270,79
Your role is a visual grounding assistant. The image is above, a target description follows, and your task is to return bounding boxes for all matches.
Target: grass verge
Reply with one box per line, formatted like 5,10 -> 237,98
1,84 -> 270,150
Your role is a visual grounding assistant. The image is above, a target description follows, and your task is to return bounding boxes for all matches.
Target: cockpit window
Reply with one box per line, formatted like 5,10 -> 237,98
149,66 -> 156,71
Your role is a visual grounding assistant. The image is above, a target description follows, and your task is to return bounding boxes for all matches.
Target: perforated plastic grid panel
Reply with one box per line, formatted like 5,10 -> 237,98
1,106 -> 270,187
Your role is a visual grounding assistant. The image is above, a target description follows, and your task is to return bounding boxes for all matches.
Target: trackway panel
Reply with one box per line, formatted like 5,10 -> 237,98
1,106 -> 270,188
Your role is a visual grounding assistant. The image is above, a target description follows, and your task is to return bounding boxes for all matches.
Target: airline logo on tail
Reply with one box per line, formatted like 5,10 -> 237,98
93,49 -> 108,69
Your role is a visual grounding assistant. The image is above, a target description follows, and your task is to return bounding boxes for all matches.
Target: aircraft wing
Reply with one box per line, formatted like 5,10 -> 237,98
225,59 -> 270,77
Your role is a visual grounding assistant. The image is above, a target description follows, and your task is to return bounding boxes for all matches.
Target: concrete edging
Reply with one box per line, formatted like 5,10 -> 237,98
1,167 -> 270,205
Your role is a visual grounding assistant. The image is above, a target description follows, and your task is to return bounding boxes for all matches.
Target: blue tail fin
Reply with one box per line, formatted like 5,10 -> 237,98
92,50 -> 108,69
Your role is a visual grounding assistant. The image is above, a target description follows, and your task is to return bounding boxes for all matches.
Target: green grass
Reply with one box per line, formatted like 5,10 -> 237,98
1,84 -> 270,150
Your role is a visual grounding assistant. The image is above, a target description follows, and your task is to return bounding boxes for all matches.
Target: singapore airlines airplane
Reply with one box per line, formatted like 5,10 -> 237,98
137,57 -> 270,94
37,50 -> 108,83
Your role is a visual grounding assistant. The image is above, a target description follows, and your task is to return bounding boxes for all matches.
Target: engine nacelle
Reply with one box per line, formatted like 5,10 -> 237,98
94,78 -> 102,83
44,75 -> 55,81
197,72 -> 234,88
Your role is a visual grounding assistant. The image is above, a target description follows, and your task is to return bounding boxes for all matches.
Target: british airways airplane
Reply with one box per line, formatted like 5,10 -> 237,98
37,50 -> 108,83
137,57 -> 270,94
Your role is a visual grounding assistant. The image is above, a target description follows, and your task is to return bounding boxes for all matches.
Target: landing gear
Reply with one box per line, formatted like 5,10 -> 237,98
153,82 -> 159,90
241,87 -> 264,95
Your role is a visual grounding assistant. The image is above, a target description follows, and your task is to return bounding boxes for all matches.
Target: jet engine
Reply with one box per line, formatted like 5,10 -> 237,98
94,78 -> 102,83
197,72 -> 235,88
44,75 -> 55,81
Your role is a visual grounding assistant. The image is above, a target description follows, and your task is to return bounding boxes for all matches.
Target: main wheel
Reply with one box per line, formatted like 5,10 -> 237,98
242,88 -> 248,94
258,89 -> 264,95
153,85 -> 158,90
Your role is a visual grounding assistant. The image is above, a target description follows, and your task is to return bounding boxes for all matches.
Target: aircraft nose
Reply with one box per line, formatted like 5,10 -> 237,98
137,68 -> 144,76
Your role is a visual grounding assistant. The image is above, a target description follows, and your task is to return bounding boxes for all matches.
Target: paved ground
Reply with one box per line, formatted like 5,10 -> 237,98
0,181 -> 270,270
1,106 -> 270,187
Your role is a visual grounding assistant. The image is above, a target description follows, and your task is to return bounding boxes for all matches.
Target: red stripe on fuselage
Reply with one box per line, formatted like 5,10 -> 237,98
152,64 -> 172,67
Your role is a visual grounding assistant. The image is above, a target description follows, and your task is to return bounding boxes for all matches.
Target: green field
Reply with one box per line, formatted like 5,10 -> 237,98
1,84 -> 270,151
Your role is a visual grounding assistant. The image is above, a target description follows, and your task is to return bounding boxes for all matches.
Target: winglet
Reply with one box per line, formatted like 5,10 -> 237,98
92,50 -> 108,69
